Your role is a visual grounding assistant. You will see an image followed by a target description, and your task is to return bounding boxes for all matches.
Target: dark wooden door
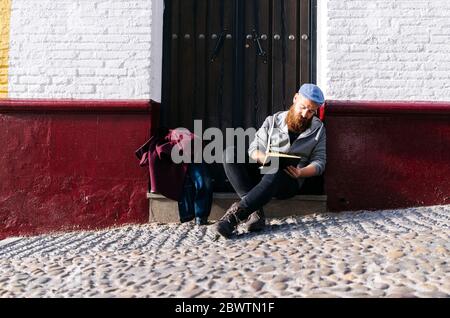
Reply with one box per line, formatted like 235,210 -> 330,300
162,0 -> 316,191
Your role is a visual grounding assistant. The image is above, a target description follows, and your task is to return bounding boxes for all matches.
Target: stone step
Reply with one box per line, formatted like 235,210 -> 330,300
147,192 -> 327,223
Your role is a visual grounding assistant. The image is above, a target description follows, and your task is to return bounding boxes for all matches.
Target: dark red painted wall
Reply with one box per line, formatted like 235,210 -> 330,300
324,101 -> 450,212
0,100 -> 159,239
1,99 -> 449,238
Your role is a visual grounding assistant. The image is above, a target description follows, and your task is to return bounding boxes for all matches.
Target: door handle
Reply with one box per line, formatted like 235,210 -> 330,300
253,29 -> 267,64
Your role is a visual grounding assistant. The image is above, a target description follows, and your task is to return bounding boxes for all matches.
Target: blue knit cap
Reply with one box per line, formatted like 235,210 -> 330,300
298,83 -> 325,105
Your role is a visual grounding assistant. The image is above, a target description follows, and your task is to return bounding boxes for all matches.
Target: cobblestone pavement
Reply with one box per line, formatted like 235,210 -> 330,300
0,205 -> 449,298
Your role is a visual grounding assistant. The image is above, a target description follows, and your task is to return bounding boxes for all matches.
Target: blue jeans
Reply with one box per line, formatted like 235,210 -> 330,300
223,147 -> 298,213
178,163 -> 213,223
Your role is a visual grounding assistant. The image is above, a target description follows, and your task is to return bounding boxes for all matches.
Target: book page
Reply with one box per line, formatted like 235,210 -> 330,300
266,152 -> 301,159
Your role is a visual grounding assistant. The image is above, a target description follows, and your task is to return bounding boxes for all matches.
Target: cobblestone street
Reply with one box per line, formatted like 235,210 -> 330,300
0,205 -> 449,298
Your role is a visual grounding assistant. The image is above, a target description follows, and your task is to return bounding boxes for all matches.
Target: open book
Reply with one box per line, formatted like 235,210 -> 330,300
261,152 -> 302,168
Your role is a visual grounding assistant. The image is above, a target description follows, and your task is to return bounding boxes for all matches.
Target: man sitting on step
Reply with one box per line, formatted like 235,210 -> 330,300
213,84 -> 327,239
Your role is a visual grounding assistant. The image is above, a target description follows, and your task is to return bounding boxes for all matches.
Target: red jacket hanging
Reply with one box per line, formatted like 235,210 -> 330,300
135,127 -> 197,201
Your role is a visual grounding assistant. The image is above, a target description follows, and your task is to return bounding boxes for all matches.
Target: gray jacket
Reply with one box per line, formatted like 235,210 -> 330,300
248,111 -> 326,177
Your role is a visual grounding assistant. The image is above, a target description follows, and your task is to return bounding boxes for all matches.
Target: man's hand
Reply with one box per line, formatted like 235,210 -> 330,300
284,166 -> 303,179
251,150 -> 269,165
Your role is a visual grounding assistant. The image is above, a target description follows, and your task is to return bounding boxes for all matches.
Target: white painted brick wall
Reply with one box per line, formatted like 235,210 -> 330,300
8,0 -> 162,100
8,0 -> 450,102
321,0 -> 450,101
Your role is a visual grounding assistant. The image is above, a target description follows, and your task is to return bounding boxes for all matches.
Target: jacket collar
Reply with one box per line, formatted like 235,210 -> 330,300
277,111 -> 323,138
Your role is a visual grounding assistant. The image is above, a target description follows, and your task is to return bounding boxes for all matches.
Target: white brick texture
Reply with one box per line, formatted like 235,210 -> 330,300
8,0 -> 158,100
323,0 -> 450,101
8,0 -> 450,102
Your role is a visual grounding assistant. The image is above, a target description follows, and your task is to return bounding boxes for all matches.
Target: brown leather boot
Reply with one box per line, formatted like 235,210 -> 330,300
244,208 -> 266,232
213,202 -> 251,239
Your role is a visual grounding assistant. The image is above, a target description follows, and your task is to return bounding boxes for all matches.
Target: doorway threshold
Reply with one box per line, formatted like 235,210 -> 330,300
147,192 -> 327,223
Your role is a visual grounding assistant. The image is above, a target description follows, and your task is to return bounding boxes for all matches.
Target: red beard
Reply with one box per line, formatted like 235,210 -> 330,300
286,105 -> 313,133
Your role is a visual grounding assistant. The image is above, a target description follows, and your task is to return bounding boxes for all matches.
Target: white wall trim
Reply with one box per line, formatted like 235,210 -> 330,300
149,0 -> 164,103
316,0 -> 328,98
